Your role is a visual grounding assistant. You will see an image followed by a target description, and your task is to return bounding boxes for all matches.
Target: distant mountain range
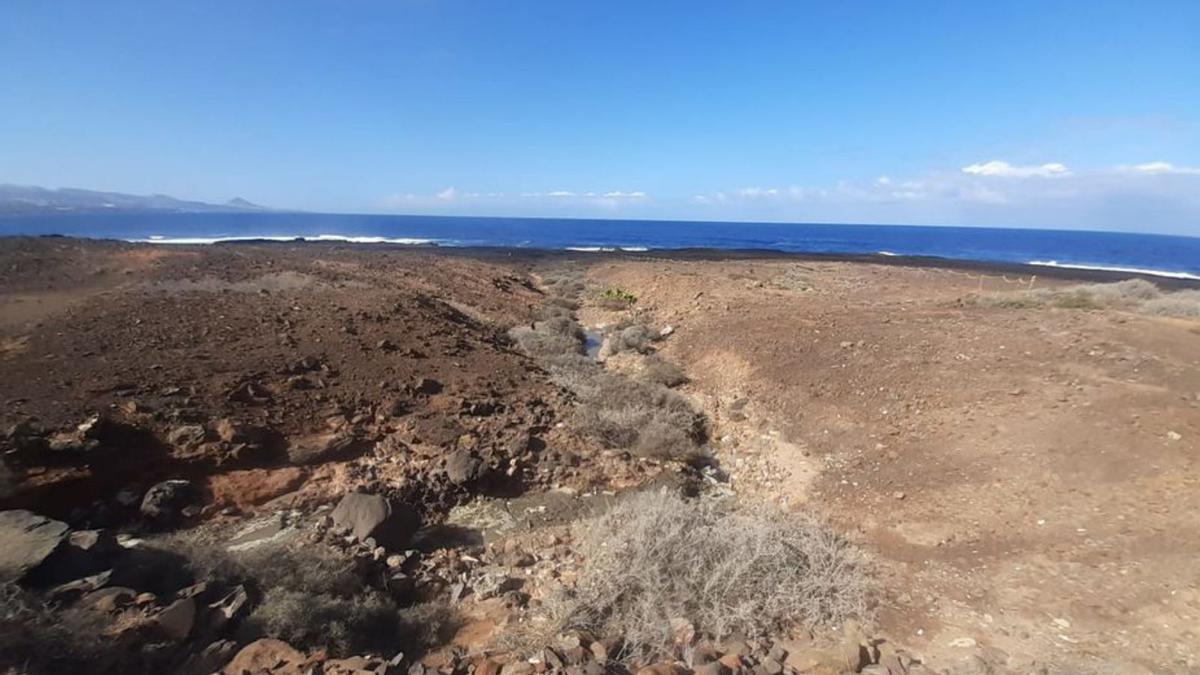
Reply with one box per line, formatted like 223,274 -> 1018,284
0,184 -> 271,215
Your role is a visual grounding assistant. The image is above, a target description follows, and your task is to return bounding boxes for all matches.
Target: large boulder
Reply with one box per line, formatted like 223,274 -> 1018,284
141,479 -> 198,523
0,510 -> 69,583
330,492 -> 419,550
221,638 -> 307,675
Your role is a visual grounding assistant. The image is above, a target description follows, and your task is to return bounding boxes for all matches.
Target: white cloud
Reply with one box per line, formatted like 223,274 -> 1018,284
737,187 -> 780,197
961,160 -> 1071,178
686,158 -> 1200,232
1121,161 -> 1200,175
436,187 -> 457,200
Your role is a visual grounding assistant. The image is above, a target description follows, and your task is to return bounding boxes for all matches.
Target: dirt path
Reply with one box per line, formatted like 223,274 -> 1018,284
583,258 -> 1200,674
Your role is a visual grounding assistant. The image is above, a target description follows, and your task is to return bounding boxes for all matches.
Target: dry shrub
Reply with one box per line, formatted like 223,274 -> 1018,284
1030,278 -> 1159,308
0,583 -> 111,674
535,316 -> 586,341
509,325 -> 584,359
1141,290 -> 1200,317
247,589 -> 455,657
967,294 -> 1043,310
553,369 -> 705,462
595,297 -> 633,311
510,491 -> 869,665
544,275 -> 585,298
519,267 -> 705,463
545,295 -> 581,311
639,355 -> 688,388
148,534 -> 458,658
601,324 -> 655,357
967,278 -> 1200,316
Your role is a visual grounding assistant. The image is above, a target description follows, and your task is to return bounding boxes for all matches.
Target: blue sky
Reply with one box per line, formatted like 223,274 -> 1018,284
1,1 -> 1198,233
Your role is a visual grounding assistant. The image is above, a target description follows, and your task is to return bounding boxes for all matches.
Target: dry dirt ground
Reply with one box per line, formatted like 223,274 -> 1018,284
582,258 -> 1200,674
0,238 -> 589,521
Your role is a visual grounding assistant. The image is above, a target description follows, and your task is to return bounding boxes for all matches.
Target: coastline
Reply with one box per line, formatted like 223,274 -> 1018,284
6,233 -> 1199,289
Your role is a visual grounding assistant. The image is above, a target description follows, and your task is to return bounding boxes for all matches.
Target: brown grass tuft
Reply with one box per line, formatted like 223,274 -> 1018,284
506,490 -> 870,665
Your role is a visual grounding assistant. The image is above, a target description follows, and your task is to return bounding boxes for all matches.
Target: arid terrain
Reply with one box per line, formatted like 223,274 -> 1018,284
583,258 -> 1200,673
1,238 -> 1198,675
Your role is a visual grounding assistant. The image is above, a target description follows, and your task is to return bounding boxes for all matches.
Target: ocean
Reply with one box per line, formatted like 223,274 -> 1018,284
2,212 -> 1198,280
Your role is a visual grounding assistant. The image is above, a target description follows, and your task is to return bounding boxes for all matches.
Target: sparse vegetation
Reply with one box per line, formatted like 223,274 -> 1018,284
508,490 -> 870,665
512,267 -> 707,462
1142,289 -> 1200,317
508,325 -> 585,359
153,535 -> 458,657
547,364 -> 704,461
0,582 -> 111,674
969,278 -> 1200,318
638,355 -> 689,388
600,322 -> 655,357
596,287 -> 638,309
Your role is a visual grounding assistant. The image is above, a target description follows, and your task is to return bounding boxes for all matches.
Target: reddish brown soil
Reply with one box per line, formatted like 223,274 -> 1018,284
583,258 -> 1200,674
0,238 -> 574,523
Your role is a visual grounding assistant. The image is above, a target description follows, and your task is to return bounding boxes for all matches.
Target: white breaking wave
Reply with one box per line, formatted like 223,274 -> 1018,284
1028,260 -> 1200,281
876,250 -> 899,256
564,245 -> 651,252
134,233 -> 440,246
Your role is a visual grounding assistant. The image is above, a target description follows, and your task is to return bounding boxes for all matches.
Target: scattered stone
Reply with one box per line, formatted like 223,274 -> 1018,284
168,424 -> 207,448
757,656 -> 783,675
0,509 -> 70,583
718,654 -> 745,674
1167,430 -> 1182,441
445,448 -> 486,484
48,569 -> 113,602
178,640 -> 239,675
82,586 -> 137,612
330,492 -> 420,550
140,479 -> 197,523
227,381 -> 272,404
153,597 -> 196,641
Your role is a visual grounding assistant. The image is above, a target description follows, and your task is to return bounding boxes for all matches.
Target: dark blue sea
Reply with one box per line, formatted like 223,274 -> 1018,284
2,212 -> 1198,279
